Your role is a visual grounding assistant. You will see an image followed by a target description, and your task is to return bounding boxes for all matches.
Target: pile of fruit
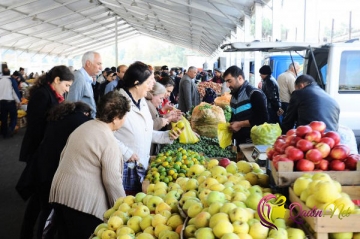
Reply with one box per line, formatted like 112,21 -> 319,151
293,172 -> 360,239
160,137 -> 237,158
90,159 -> 307,239
267,121 -> 360,171
145,149 -> 208,184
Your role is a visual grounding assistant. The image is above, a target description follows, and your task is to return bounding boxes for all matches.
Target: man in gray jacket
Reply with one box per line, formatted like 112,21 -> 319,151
178,66 -> 200,113
66,51 -> 102,118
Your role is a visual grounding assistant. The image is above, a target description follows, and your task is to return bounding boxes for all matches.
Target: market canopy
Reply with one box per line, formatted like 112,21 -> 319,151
0,0 -> 269,58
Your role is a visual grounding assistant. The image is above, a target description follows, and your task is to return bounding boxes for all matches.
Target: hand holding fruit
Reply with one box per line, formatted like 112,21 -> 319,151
228,121 -> 242,132
168,127 -> 183,140
128,153 -> 139,162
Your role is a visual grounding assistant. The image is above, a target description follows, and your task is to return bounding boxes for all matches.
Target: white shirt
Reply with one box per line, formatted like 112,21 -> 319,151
277,71 -> 296,103
0,77 -> 21,102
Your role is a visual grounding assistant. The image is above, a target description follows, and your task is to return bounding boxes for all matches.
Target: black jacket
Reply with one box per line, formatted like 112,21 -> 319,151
282,83 -> 340,133
261,75 -> 281,111
19,84 -> 59,163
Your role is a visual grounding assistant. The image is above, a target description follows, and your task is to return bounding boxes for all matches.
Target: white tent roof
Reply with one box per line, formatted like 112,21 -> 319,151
0,0 -> 269,57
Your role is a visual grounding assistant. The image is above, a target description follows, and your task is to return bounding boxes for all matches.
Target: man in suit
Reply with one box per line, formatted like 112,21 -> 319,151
66,51 -> 102,118
178,66 -> 200,113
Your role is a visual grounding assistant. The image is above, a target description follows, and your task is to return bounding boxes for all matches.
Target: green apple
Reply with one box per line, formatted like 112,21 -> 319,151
154,181 -> 168,191
334,196 -> 356,212
214,174 -> 227,184
142,195 -> 153,205
136,232 -> 154,239
207,202 -> 223,215
248,185 -> 263,195
210,166 -> 227,177
113,197 -> 125,210
220,202 -> 237,214
229,207 -> 248,223
207,159 -> 219,169
165,189 -> 182,200
300,189 -> 310,202
184,225 -> 197,238
185,178 -> 199,191
133,205 -> 150,218
223,181 -> 235,188
206,191 -> 226,205
237,180 -> 251,189
165,197 -> 179,213
286,228 -> 306,239
166,214 -> 184,230
293,176 -> 312,196
226,162 -> 238,174
143,226 -> 155,236
194,211 -> 211,229
329,232 -> 353,239
220,232 -> 239,239
154,224 -> 172,238
94,223 -> 108,234
209,183 -> 225,191
212,220 -> 234,238
244,172 -> 258,185
147,184 -> 155,194
155,202 -> 171,214
245,193 -> 262,210
104,207 -> 116,219
135,192 -> 147,203
203,177 -> 218,188
118,203 -> 131,213
153,188 -> 167,197
187,202 -> 203,218
312,172 -> 332,181
232,221 -> 249,234
232,201 -> 247,208
187,164 -> 205,177
126,216 -> 142,233
159,230 -> 179,239
237,161 -> 252,173
314,181 -> 340,203
209,212 -> 229,228
269,228 -> 288,239
116,226 -> 134,237
107,216 -> 123,231
257,173 -> 269,187
248,221 -> 269,239
96,227 -> 107,238
231,192 -> 247,202
140,214 -> 153,231
101,229 -> 116,239
198,188 -> 212,201
194,227 -> 214,239
123,195 -> 136,206
146,196 -> 164,212
273,218 -> 287,229
151,214 -> 167,227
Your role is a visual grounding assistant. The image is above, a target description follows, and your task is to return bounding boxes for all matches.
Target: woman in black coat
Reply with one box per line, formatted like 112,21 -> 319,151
36,101 -> 92,238
17,65 -> 74,239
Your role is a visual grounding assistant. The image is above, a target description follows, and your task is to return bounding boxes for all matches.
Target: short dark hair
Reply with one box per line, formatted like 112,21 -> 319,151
123,61 -> 152,89
159,76 -> 174,87
19,67 -> 24,71
97,91 -> 130,123
47,101 -> 92,121
295,74 -> 315,86
223,65 -> 245,79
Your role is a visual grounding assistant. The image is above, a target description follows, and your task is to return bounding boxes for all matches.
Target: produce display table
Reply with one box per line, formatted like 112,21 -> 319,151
238,144 -> 256,162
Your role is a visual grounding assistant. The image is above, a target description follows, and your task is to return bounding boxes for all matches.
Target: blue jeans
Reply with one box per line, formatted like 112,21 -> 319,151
0,100 -> 17,137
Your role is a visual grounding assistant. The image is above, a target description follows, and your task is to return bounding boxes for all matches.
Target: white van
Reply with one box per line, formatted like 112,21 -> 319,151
222,41 -> 360,151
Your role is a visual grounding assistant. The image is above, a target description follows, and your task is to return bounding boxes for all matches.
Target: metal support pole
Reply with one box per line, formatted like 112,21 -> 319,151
303,0 -> 306,41
115,15 -> 118,67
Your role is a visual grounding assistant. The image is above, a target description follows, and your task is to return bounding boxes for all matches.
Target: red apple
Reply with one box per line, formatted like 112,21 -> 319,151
274,139 -> 287,154
329,144 -> 350,161
314,142 -> 331,158
285,145 -> 295,155
296,139 -> 314,152
320,137 -> 335,149
304,131 -> 322,143
286,147 -> 304,161
296,125 -> 312,137
344,154 -> 360,170
324,131 -> 341,145
290,136 -> 302,146
286,129 -> 297,137
305,149 -> 323,164
219,158 -> 231,167
309,121 -> 326,133
329,159 -> 345,171
315,159 -> 329,171
266,147 -> 276,160
296,159 -> 315,171
285,135 -> 297,145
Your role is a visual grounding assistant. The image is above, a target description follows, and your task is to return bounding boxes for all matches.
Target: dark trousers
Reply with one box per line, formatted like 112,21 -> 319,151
53,203 -> 102,239
20,193 -> 41,239
0,100 -> 17,137
37,185 -> 56,239
268,107 -> 280,124
279,102 -> 289,125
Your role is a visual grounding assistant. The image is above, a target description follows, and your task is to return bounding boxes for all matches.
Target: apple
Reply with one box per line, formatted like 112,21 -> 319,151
330,144 -> 350,161
273,155 -> 291,170
286,147 -> 304,161
274,139 -> 287,153
344,154 -> 360,170
286,228 -> 306,239
296,125 -> 312,137
266,147 -> 276,160
329,159 -> 345,171
293,176 -> 312,196
194,227 -> 215,239
306,149 -> 323,164
296,159 -> 315,171
320,137 -> 336,148
304,130 -> 322,143
309,121 -> 326,133
219,158 -> 231,168
315,142 -> 331,158
296,139 -> 314,152
286,129 -> 297,137
324,131 -> 341,145
315,159 -> 329,171
101,230 -> 116,239
212,220 -> 234,238
285,135 -> 297,144
284,145 -> 295,155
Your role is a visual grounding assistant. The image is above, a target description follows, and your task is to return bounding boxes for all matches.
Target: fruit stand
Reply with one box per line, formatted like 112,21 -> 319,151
88,115 -> 360,239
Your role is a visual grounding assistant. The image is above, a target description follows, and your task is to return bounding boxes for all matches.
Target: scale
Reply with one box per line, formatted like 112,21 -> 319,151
251,145 -> 271,166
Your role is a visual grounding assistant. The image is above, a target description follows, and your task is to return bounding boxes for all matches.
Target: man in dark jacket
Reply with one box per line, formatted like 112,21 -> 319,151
224,65 -> 268,144
282,74 -> 340,134
259,65 -> 283,124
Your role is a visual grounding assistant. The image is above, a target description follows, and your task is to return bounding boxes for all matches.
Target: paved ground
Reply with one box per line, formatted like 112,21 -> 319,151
0,128 -> 31,239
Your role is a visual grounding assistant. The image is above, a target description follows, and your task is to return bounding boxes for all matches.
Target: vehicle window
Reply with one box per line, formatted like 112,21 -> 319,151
339,51 -> 360,91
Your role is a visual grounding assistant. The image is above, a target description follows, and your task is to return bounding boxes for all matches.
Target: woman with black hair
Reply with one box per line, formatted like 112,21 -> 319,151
17,65 -> 74,239
36,101 -> 92,238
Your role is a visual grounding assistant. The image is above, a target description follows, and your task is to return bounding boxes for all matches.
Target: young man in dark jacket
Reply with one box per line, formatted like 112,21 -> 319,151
224,65 -> 268,144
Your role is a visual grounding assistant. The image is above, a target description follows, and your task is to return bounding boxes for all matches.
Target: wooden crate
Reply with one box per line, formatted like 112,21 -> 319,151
270,161 -> 360,187
289,186 -> 360,239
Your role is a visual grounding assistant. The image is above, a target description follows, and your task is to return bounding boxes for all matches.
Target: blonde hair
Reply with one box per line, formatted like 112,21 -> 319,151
150,82 -> 166,96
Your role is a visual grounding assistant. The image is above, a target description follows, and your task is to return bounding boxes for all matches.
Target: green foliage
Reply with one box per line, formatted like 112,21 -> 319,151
160,136 -> 236,158
224,105 -> 232,122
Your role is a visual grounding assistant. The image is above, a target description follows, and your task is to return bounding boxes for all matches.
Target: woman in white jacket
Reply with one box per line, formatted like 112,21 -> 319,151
114,61 -> 181,195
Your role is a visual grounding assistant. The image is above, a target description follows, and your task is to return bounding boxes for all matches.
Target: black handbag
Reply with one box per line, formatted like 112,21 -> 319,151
15,159 -> 38,201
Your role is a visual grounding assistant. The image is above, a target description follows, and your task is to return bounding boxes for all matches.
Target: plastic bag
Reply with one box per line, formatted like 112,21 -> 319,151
172,116 -> 199,144
250,123 -> 282,145
217,122 -> 232,149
